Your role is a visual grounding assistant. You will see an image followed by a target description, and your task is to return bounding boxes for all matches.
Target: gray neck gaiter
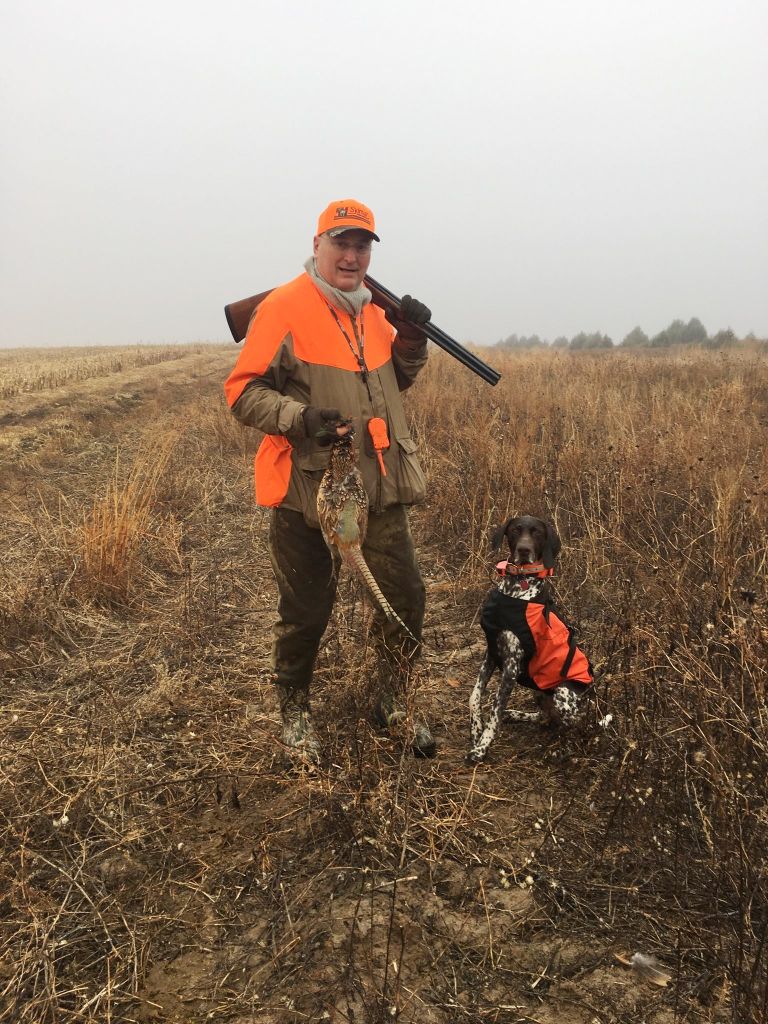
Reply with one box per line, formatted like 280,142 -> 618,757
304,257 -> 372,317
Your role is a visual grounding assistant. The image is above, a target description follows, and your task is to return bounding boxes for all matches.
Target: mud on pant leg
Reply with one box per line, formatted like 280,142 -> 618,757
268,508 -> 338,708
361,504 -> 426,699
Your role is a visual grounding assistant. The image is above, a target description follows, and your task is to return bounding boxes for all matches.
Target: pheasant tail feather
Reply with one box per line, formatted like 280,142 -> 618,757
342,546 -> 415,640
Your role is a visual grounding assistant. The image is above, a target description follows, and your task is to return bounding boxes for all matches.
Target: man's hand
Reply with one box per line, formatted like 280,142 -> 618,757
302,406 -> 349,446
386,295 -> 432,342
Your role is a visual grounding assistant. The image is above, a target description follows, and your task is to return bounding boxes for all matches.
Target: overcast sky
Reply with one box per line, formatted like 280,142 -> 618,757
1,0 -> 766,348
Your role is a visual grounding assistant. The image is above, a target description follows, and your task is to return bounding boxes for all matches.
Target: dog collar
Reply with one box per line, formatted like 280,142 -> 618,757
495,561 -> 554,578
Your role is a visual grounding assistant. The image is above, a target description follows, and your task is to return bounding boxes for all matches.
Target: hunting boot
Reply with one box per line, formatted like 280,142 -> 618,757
373,692 -> 436,758
275,684 -> 320,764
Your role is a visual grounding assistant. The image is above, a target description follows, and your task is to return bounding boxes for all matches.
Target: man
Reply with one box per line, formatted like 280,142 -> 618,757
224,199 -> 434,762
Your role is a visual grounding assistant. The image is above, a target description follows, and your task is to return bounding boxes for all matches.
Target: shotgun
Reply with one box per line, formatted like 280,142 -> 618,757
224,274 -> 501,387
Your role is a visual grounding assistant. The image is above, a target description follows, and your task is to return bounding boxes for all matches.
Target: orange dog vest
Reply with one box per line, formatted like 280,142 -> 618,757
481,589 -> 594,691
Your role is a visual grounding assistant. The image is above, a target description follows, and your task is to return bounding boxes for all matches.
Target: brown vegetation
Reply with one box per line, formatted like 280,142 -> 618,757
1,344 -> 766,1023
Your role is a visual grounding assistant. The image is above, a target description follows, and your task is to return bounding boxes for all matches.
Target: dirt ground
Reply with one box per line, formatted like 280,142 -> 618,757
1,344 -> 755,1023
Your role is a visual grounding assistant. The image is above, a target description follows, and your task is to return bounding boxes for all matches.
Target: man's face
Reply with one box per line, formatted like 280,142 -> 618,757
313,229 -> 373,291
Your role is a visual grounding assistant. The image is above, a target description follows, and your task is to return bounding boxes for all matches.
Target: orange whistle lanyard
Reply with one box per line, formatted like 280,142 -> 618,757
325,302 -> 369,384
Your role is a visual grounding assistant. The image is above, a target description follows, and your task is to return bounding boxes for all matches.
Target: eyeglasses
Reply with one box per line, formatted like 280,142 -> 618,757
328,237 -> 372,255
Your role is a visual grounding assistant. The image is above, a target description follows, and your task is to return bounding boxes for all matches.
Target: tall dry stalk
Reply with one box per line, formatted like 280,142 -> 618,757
78,432 -> 181,605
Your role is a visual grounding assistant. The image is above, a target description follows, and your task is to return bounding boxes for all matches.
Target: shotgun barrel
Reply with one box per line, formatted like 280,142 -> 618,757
364,275 -> 500,387
223,276 -> 501,387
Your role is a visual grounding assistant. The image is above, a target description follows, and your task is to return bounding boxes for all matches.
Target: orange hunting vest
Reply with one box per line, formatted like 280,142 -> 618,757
224,273 -> 407,510
481,590 -> 594,691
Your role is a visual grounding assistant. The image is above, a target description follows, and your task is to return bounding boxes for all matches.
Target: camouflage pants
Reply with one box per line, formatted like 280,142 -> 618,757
267,504 -> 425,709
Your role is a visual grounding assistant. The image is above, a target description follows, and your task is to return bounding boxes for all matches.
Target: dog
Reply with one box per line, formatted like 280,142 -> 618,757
468,516 -> 594,763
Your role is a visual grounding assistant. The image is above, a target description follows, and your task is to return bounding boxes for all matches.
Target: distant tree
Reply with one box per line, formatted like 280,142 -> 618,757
666,319 -> 690,345
522,334 -> 546,349
681,317 -> 707,344
570,331 -> 613,349
496,333 -> 519,348
650,329 -> 671,348
708,328 -> 737,348
496,333 -> 546,349
621,326 -> 650,347
552,335 -> 569,349
742,331 -> 768,347
650,317 -> 707,347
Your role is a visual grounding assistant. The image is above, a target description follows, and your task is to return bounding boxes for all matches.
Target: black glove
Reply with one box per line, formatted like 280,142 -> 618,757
386,294 -> 431,341
302,406 -> 344,446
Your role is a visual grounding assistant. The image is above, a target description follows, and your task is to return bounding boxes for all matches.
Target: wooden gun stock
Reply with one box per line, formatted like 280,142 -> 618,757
224,275 -> 500,386
224,289 -> 275,347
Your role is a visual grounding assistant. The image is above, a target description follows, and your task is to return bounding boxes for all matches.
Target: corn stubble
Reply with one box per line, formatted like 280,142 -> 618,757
0,343 -> 765,1023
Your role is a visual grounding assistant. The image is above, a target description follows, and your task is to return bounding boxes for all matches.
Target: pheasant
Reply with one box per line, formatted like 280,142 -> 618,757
316,425 -> 413,636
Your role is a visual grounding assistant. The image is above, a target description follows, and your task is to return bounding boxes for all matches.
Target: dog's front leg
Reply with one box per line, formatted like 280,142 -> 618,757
468,667 -> 516,763
467,634 -> 522,762
469,654 -> 494,750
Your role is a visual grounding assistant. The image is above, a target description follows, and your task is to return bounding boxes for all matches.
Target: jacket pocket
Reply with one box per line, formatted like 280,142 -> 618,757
292,448 -> 331,528
395,436 -> 427,506
295,449 -> 331,475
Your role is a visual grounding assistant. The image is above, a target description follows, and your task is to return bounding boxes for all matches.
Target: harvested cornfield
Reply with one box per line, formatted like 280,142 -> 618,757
1,343 -> 765,1023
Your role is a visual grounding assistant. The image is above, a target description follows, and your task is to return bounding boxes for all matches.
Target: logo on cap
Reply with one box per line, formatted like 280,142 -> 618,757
317,199 -> 379,241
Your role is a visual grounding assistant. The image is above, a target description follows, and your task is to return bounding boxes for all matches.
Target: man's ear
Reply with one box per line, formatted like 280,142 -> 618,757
542,522 -> 561,569
490,519 -> 512,551
312,234 -> 321,256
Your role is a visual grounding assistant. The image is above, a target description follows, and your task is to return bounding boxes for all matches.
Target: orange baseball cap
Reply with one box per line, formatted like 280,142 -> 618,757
316,199 -> 380,241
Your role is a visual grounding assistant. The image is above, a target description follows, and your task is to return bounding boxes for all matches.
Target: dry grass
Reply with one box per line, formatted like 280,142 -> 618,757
77,433 -> 183,606
0,343 -> 766,1023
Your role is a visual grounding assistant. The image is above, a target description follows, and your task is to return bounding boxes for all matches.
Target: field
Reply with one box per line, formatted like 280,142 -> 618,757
1,342 -> 766,1024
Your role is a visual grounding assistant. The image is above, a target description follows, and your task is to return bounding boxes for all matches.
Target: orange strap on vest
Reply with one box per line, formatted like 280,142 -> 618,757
367,417 -> 390,477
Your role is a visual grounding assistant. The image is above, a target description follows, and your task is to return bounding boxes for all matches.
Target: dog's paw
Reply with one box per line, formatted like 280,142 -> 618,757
505,708 -> 545,724
465,748 -> 487,765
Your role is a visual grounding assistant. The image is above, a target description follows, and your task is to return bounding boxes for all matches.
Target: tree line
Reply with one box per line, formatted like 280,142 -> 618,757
495,318 -> 766,350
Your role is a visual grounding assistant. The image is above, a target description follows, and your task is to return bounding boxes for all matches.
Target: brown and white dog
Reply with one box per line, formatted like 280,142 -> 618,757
468,516 -> 595,763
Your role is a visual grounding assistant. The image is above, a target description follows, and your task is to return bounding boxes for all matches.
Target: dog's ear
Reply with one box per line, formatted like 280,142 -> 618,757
490,520 -> 511,551
542,522 -> 561,569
